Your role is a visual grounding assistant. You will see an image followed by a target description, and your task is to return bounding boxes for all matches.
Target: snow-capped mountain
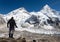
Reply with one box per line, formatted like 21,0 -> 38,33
40,5 -> 60,28
40,5 -> 60,22
5,7 -> 30,20
0,4 -> 60,34
29,5 -> 60,30
41,4 -> 58,17
4,7 -> 31,28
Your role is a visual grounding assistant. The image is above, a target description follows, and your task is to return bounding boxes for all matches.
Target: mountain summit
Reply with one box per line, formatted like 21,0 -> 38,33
41,4 -> 59,18
43,4 -> 51,10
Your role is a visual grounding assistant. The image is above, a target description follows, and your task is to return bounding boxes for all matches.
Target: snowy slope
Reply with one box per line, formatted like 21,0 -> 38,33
4,7 -> 31,28
0,14 -> 6,29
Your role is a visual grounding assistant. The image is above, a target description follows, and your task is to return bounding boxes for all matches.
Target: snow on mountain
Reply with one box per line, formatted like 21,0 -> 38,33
41,5 -> 60,21
4,7 -> 31,28
1,4 -> 60,34
5,7 -> 30,19
40,5 -> 60,28
40,4 -> 58,18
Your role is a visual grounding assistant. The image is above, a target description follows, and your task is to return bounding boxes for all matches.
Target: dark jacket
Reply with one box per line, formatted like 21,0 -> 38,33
7,17 -> 17,30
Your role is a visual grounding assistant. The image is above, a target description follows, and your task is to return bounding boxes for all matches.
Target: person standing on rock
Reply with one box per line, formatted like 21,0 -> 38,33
7,17 -> 18,38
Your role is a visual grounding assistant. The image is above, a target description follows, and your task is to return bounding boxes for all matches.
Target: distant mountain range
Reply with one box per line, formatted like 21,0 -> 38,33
0,4 -> 60,34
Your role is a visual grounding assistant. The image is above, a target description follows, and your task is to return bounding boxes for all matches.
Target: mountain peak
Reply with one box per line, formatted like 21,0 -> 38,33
18,7 -> 28,13
19,7 -> 25,10
8,7 -> 28,15
43,4 -> 51,10
40,4 -> 52,13
44,4 -> 50,8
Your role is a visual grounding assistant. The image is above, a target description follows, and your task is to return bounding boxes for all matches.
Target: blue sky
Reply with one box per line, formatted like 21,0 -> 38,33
0,0 -> 60,14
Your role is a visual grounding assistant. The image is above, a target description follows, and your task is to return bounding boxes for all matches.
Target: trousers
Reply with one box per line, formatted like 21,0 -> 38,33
9,29 -> 14,38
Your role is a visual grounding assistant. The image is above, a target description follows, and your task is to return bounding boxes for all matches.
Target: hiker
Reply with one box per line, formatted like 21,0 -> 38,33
7,17 -> 18,38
